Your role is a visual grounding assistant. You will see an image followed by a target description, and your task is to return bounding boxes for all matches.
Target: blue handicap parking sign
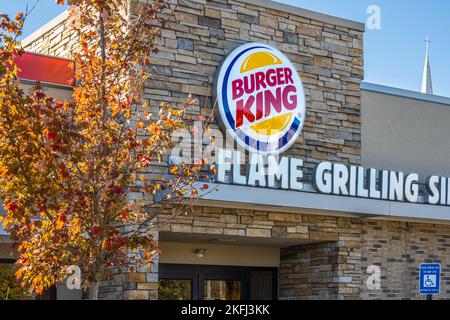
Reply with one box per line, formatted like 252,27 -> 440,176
419,264 -> 441,295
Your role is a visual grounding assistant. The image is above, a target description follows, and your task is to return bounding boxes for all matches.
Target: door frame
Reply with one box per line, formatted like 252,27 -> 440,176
159,264 -> 278,300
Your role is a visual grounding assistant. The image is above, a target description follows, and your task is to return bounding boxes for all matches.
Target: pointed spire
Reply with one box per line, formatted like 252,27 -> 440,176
421,36 -> 433,95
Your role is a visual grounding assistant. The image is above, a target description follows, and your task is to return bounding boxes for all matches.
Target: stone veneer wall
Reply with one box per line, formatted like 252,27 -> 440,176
161,207 -> 450,300
21,0 -> 365,216
23,12 -> 77,59
146,0 -> 364,180
159,207 -> 363,300
128,0 -> 365,300
21,0 -> 450,302
361,220 -> 450,300
98,262 -> 159,300
280,242 -> 357,300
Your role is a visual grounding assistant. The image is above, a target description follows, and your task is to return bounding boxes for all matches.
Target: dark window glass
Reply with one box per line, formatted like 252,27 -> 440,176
203,280 -> 241,300
0,262 -> 32,300
158,279 -> 192,300
0,262 -> 54,300
250,271 -> 273,300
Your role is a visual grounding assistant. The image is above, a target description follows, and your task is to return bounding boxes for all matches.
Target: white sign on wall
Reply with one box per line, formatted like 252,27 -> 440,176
214,43 -> 306,154
215,149 -> 450,207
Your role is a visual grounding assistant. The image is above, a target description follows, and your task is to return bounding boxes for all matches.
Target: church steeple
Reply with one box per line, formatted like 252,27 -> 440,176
421,36 -> 433,95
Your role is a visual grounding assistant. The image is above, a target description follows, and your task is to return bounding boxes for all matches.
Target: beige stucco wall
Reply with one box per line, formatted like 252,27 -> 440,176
159,241 -> 280,267
20,82 -> 73,101
362,89 -> 450,178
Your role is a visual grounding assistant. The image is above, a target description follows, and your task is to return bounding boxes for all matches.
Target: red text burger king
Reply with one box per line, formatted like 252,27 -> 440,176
215,43 -> 306,154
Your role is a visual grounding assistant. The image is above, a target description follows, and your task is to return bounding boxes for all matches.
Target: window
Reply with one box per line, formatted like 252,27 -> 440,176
249,271 -> 274,300
0,260 -> 30,300
158,279 -> 192,300
0,259 -> 55,300
203,280 -> 241,300
159,264 -> 277,300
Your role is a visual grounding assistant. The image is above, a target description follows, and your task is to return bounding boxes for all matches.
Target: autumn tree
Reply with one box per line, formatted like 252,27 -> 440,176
0,0 -> 209,299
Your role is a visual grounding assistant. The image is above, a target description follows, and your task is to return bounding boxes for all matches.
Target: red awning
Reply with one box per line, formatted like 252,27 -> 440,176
14,52 -> 75,87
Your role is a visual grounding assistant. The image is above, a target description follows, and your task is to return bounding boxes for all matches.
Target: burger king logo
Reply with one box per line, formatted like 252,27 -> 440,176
215,43 -> 306,154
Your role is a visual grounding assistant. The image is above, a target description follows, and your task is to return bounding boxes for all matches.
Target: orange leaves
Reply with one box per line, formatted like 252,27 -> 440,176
0,11 -> 23,37
55,213 -> 66,230
5,200 -> 18,213
111,106 -> 120,117
170,165 -> 179,175
140,71 -> 149,80
0,0 -> 208,298
55,219 -> 64,231
70,217 -> 81,237
15,268 -> 23,280
15,12 -> 24,21
36,285 -> 44,295
0,164 -> 8,177
120,209 -> 130,221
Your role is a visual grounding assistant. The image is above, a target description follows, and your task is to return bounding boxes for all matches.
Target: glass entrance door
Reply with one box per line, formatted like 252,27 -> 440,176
203,280 -> 241,300
158,264 -> 277,300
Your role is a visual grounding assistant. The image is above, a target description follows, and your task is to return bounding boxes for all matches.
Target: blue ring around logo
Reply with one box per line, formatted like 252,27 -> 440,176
221,45 -> 301,153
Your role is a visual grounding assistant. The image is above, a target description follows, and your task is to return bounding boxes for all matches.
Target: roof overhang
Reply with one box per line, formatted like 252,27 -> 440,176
193,182 -> 450,225
361,82 -> 450,106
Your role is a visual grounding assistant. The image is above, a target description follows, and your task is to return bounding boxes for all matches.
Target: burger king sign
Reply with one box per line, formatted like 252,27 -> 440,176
215,43 -> 306,154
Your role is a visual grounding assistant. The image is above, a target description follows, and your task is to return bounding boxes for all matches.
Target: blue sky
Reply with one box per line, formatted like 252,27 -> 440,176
1,0 -> 449,97
277,0 -> 450,97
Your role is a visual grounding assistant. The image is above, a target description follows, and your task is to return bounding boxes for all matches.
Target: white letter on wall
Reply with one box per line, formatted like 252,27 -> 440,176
404,173 -> 419,203
313,162 -> 332,194
248,153 -> 266,187
426,176 -> 440,205
290,158 -> 304,191
232,151 -> 247,185
217,149 -> 232,183
333,163 -> 349,195
267,156 -> 289,189
389,171 -> 404,201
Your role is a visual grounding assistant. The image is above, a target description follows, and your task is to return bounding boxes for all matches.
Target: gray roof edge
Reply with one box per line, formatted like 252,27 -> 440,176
242,0 -> 366,32
361,82 -> 450,106
193,182 -> 450,224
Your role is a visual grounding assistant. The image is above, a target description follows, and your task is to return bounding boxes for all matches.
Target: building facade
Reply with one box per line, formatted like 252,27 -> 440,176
1,0 -> 450,300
